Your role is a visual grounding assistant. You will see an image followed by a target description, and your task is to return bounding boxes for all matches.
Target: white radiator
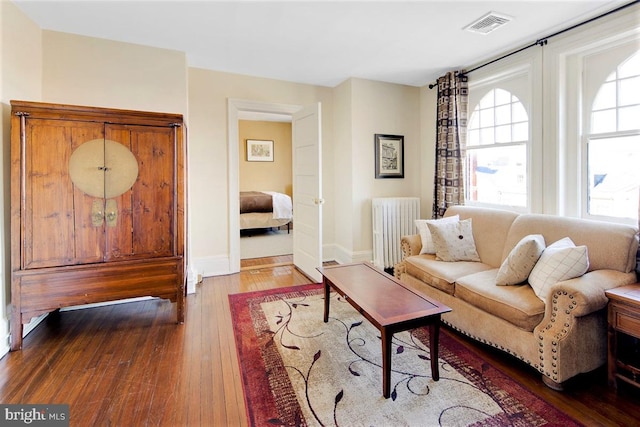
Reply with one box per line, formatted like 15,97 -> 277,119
372,197 -> 420,270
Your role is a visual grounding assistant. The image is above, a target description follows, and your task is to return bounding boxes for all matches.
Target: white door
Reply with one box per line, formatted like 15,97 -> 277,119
292,103 -> 323,282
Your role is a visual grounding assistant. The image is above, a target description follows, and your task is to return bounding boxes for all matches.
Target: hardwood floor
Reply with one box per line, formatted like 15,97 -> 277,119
0,255 -> 638,426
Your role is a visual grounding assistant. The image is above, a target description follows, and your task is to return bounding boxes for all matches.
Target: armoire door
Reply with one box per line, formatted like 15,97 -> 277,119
104,124 -> 176,260
23,118 -> 106,269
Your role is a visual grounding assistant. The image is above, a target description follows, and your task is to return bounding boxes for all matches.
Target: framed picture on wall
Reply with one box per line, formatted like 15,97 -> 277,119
246,139 -> 274,162
374,134 -> 404,178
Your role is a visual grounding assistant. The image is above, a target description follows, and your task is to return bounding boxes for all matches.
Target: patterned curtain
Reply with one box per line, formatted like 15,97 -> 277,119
433,71 -> 469,219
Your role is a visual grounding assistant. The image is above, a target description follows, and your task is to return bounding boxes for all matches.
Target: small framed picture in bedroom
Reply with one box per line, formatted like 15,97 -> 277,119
374,134 -> 404,178
246,139 -> 274,162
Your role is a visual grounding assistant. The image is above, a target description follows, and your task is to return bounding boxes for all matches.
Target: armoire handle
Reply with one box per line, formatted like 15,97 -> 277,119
91,200 -> 104,227
105,199 -> 118,227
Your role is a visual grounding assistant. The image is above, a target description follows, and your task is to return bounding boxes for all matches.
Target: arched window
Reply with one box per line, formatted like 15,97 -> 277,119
586,50 -> 640,220
466,88 -> 529,207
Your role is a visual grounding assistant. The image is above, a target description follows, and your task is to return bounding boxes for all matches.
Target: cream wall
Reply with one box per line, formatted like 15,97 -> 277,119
331,80 -> 354,262
0,0 -> 42,354
419,86 -> 438,218
332,78 -> 422,264
42,31 -> 188,115
239,120 -> 292,197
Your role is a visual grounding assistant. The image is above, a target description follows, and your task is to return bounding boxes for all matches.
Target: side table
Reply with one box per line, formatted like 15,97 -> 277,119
605,283 -> 640,391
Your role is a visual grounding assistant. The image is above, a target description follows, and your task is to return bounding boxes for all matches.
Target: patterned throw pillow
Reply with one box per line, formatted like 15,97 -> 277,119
496,234 -> 546,286
528,237 -> 589,301
427,218 -> 481,262
415,215 -> 460,255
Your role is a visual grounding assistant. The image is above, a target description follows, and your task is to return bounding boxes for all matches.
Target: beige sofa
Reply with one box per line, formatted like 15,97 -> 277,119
394,206 -> 638,389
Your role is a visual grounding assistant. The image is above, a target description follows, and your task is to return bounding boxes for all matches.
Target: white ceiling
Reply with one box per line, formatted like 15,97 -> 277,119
13,0 -> 634,87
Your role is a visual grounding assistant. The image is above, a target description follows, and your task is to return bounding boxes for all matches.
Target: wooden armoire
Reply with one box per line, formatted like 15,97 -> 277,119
10,100 -> 186,351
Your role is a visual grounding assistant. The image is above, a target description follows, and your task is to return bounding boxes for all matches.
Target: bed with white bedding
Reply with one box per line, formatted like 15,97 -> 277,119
239,191 -> 293,231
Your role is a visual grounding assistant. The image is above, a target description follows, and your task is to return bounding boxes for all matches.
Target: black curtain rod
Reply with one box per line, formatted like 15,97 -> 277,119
428,0 -> 639,89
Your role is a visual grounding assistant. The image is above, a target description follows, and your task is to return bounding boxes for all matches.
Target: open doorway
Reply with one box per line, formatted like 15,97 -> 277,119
238,118 -> 293,260
227,99 -> 301,274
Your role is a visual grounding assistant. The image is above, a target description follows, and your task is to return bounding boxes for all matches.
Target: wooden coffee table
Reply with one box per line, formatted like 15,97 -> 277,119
318,262 -> 451,398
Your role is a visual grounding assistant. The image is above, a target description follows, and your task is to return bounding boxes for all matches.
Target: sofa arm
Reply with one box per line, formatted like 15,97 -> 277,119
533,269 -> 637,385
394,260 -> 406,280
401,234 -> 422,259
546,269 -> 637,317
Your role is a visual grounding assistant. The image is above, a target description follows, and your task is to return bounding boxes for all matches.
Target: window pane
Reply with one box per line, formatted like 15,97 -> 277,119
468,129 -> 480,146
619,76 -> 640,106
512,122 -> 528,142
468,112 -> 480,130
495,125 -> 511,143
480,128 -> 493,145
512,102 -> 527,123
480,108 -> 494,127
479,93 -> 494,108
592,81 -> 616,111
495,104 -> 511,125
495,88 -> 511,106
466,145 -> 527,207
591,109 -> 616,134
618,105 -> 640,131
588,135 -> 640,219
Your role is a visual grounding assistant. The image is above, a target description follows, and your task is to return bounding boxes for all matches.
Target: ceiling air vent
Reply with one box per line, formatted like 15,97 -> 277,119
464,12 -> 512,35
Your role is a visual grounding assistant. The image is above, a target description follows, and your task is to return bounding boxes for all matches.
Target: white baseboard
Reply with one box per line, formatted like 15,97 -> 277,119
193,255 -> 232,278
186,264 -> 198,294
322,243 -> 336,263
0,316 -> 9,358
332,244 -> 372,265
0,312 -> 48,357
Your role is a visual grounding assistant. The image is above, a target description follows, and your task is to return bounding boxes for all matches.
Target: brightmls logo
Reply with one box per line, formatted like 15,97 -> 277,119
0,405 -> 68,426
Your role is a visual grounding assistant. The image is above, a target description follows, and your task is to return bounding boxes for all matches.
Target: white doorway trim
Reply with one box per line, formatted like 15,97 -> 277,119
227,98 -> 302,273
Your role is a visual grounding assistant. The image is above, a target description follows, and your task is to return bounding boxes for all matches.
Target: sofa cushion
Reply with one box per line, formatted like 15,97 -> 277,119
496,234 -> 545,286
455,270 -> 545,331
428,218 -> 481,262
529,237 -> 589,301
404,255 -> 493,295
415,215 -> 459,255
445,206 -> 519,268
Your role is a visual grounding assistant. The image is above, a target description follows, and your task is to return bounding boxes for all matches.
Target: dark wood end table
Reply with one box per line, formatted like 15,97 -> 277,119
606,283 -> 640,391
318,262 -> 451,398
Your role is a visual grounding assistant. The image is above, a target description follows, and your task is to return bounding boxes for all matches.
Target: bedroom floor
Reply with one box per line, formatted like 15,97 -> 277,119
240,227 -> 293,259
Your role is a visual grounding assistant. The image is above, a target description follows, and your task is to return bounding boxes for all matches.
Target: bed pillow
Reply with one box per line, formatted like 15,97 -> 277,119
496,234 -> 545,286
528,237 -> 589,301
427,218 -> 481,262
415,215 -> 460,255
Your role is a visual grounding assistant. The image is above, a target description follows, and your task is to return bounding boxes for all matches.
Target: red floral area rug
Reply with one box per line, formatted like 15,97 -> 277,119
229,283 -> 581,427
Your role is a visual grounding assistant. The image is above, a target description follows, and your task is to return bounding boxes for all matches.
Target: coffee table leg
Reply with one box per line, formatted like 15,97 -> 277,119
323,279 -> 330,323
382,327 -> 392,398
429,318 -> 440,381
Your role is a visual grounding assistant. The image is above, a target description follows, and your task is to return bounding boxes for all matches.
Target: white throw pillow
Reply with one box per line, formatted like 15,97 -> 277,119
496,234 -> 546,286
528,237 -> 589,301
427,218 -> 481,262
415,215 -> 460,255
